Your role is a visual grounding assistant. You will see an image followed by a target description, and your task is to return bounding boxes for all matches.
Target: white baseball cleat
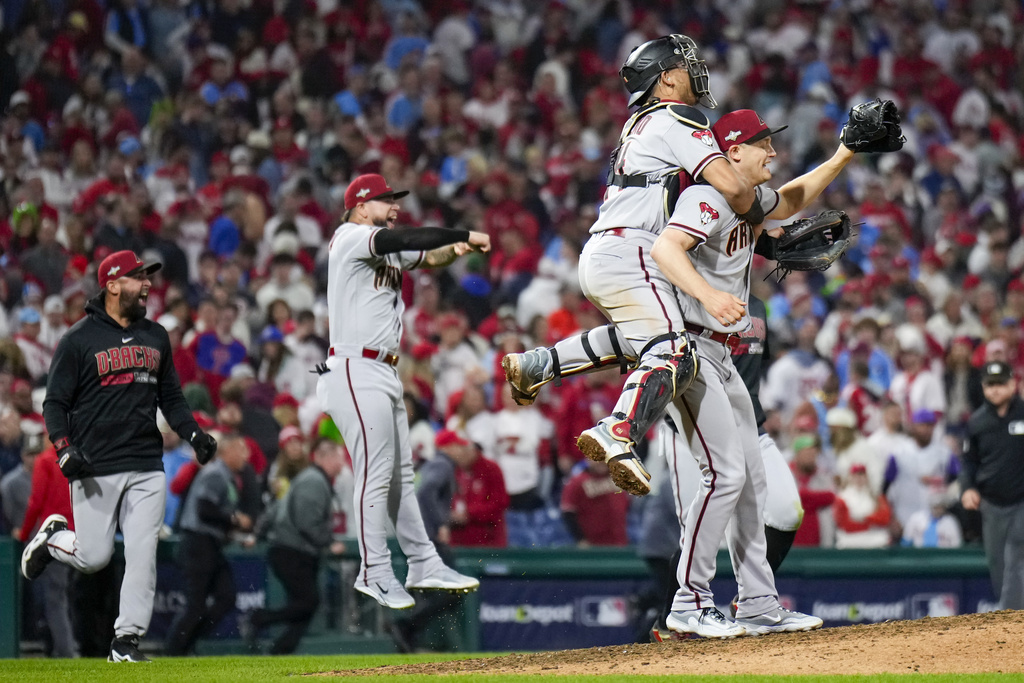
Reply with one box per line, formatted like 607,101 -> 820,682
576,419 -> 651,496
355,576 -> 415,610
406,565 -> 479,593
733,607 -> 823,635
666,607 -> 747,639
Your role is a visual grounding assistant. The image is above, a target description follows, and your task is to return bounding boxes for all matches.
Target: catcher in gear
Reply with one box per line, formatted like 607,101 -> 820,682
501,34 -> 769,498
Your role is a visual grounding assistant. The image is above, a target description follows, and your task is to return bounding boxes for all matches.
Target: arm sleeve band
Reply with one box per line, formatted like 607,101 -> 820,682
373,227 -> 471,254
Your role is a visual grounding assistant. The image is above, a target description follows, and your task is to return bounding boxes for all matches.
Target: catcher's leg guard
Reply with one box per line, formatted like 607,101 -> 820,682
576,335 -> 698,496
503,325 -> 635,405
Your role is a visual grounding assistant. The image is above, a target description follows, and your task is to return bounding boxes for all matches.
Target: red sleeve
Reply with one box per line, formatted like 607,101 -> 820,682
20,453 -> 50,540
865,495 -> 892,527
832,497 -> 869,532
245,437 -> 267,475
537,438 -> 553,467
799,488 -> 836,512
170,461 -> 200,495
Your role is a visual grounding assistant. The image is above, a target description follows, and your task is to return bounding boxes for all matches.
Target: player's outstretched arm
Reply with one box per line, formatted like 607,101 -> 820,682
769,145 -> 854,220
701,157 -> 763,224
424,231 -> 490,268
652,228 -> 746,326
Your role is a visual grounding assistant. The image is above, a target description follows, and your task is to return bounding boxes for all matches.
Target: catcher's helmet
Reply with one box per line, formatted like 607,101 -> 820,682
619,34 -> 716,109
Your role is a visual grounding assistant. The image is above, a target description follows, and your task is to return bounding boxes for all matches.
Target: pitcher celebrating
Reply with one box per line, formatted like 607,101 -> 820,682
317,174 -> 486,609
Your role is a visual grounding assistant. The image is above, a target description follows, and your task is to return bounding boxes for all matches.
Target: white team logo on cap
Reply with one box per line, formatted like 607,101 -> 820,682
357,188 -> 370,198
989,363 -> 1002,374
108,265 -> 121,277
725,130 -> 741,141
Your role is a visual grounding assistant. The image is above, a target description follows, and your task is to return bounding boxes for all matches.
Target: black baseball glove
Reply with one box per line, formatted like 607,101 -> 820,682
755,209 -> 852,279
840,99 -> 905,153
190,430 -> 218,465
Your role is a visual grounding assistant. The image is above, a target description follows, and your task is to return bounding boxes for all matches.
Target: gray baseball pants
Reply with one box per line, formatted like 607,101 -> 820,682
47,470 -> 166,639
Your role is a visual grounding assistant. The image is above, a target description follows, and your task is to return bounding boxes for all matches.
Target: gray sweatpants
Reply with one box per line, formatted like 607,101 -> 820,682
47,470 -> 166,639
981,498 -> 1024,610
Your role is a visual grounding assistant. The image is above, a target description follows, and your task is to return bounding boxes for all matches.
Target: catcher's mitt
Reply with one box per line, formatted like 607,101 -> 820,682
755,209 -> 852,280
840,99 -> 905,153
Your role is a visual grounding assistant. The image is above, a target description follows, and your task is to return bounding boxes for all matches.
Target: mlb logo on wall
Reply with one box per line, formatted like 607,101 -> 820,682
910,593 -> 958,619
579,597 -> 629,627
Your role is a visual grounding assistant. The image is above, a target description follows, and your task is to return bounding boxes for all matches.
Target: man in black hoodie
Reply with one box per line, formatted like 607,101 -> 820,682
21,249 -> 218,663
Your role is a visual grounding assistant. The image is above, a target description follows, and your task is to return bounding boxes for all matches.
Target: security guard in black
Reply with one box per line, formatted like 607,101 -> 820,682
961,361 -> 1024,508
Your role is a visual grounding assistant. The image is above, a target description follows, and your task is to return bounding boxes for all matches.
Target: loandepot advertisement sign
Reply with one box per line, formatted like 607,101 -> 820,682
479,577 -> 997,651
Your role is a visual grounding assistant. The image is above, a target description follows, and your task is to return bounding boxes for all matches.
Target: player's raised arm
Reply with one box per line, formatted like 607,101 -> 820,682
700,156 -> 762,225
769,99 -> 905,220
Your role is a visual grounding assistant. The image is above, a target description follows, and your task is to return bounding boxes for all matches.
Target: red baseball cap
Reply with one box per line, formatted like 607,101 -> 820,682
344,173 -> 409,210
435,429 -> 470,449
98,250 -> 161,289
711,109 -> 788,150
273,392 -> 299,409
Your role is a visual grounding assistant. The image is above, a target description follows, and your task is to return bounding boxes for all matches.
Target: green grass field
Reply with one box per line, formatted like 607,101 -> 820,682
4,654 -> 1024,683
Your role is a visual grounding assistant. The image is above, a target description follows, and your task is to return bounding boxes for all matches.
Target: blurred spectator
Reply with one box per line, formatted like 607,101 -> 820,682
884,409 -> 959,531
268,426 -> 308,500
902,491 -> 963,548
834,317 -> 895,393
833,464 -> 893,549
490,390 -> 554,511
560,460 -> 629,547
827,407 -> 883,495
245,437 -> 345,655
161,421 -> 195,528
762,317 -> 832,423
189,301 -> 247,401
442,430 -> 509,548
256,325 -> 309,400
890,324 -> 946,425
430,312 -> 482,418
14,308 -> 52,381
1,425 -> 40,534
19,429 -> 78,658
38,296 -> 68,351
166,434 -> 253,656
790,434 -> 836,548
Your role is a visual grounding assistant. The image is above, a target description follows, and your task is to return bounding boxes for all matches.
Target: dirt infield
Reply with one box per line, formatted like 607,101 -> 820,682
331,610 -> 1024,677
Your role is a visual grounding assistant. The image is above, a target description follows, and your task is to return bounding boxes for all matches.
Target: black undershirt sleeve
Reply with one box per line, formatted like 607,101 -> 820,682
373,227 -> 471,255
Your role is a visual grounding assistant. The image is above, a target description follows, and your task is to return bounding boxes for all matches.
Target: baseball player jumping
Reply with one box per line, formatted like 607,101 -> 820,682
22,250 -> 218,662
318,173 -> 485,609
503,34 -> 769,497
658,109 -> 865,637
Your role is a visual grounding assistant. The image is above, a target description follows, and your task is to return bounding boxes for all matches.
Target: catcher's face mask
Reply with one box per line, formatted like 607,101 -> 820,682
672,34 -> 717,110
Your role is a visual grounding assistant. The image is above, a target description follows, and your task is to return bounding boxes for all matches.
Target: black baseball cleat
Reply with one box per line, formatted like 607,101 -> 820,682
108,635 -> 151,662
21,514 -> 67,580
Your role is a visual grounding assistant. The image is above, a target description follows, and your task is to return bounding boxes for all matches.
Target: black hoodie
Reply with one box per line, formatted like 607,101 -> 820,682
43,294 -> 200,478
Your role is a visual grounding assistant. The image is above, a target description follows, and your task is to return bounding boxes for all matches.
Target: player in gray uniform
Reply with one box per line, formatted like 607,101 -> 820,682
658,108 -> 865,637
503,34 -> 767,496
317,174 -> 485,609
649,296 -> 803,642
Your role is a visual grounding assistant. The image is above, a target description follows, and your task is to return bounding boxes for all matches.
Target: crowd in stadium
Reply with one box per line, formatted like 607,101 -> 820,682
2,0 -> 1024,562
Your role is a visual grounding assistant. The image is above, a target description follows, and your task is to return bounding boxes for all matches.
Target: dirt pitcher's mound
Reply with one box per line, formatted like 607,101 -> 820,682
329,610 -> 1024,677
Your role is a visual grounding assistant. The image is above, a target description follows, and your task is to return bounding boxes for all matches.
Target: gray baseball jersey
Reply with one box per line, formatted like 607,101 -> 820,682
591,105 -> 726,235
318,221 -> 445,590
666,185 -> 780,333
666,183 -> 784,620
325,221 -> 425,354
